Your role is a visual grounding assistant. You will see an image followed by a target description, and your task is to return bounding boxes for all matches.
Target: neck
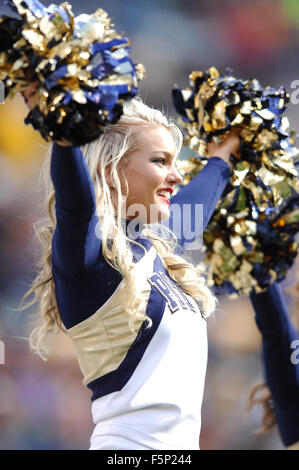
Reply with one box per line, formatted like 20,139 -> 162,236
124,218 -> 146,239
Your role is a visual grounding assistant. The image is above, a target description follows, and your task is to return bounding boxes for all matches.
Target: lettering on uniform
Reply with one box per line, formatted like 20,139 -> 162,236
148,271 -> 197,313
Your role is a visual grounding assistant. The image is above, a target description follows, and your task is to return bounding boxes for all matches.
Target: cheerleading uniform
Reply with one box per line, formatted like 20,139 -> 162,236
50,143 -> 230,450
250,284 -> 299,449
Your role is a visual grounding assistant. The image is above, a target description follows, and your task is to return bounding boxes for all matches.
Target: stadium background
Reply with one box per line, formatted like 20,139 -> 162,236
0,0 -> 298,449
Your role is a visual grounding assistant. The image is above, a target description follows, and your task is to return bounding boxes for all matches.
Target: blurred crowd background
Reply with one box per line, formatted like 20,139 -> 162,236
0,0 -> 299,450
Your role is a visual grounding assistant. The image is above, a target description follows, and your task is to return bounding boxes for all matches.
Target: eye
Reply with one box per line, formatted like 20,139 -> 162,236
152,157 -> 166,165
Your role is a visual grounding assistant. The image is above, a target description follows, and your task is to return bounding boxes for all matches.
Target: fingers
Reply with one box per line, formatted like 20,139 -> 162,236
220,131 -> 241,157
21,81 -> 39,109
54,140 -> 72,147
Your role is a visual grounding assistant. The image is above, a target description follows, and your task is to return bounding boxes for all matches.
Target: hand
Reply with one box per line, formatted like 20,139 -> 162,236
54,139 -> 72,147
21,81 -> 39,110
207,131 -> 240,171
22,82 -> 71,147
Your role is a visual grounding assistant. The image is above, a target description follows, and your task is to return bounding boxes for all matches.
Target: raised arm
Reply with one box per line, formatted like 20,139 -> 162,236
21,83 -> 104,278
168,132 -> 239,251
169,157 -> 230,250
250,283 -> 299,448
50,143 -> 123,329
51,143 -> 102,278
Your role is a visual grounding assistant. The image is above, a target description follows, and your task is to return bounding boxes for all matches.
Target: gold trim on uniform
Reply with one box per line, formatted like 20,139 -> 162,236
67,247 -> 156,386
286,441 -> 299,450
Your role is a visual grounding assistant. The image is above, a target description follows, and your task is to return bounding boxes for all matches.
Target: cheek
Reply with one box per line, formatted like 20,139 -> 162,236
126,166 -> 163,200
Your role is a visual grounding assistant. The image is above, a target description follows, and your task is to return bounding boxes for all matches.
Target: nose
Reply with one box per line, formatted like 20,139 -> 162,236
167,166 -> 183,186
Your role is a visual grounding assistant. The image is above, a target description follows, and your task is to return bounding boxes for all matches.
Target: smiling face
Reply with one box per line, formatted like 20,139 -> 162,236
118,125 -> 182,223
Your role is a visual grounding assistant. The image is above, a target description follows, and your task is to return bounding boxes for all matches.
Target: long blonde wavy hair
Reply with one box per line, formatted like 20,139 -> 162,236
21,98 -> 217,360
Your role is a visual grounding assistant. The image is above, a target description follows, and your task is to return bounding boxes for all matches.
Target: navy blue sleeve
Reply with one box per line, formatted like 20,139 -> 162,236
250,283 -> 299,447
51,143 -> 101,277
168,157 -> 230,250
51,143 -> 121,329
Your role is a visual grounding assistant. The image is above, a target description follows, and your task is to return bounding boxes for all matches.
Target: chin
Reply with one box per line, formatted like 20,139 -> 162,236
147,202 -> 170,224
126,201 -> 170,224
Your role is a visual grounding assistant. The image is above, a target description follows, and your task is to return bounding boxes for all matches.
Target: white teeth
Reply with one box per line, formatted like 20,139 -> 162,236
157,190 -> 170,198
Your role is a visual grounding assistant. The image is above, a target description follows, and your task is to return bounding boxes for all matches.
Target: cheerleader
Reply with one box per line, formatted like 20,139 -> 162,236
21,83 -> 239,450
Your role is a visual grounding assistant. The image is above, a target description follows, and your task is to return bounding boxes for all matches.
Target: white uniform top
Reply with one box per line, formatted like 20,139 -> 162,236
67,244 -> 208,450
